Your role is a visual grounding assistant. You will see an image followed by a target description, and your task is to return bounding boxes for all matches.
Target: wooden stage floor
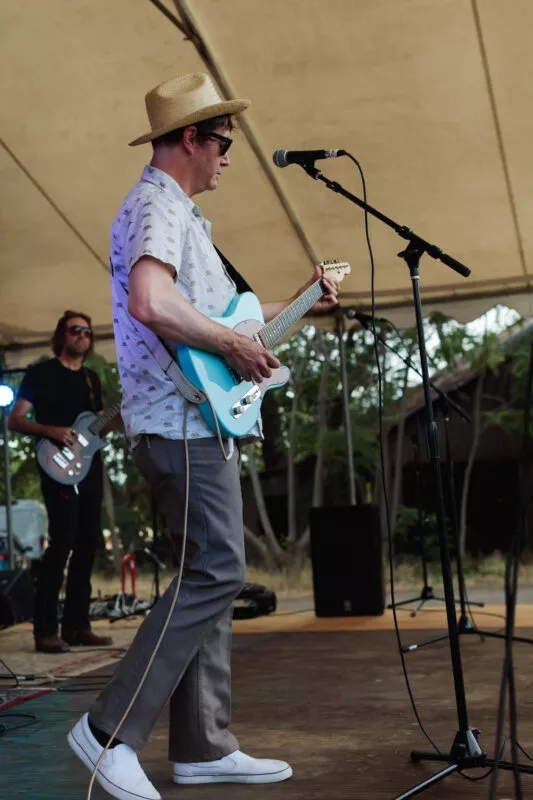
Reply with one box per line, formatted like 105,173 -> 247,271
2,607 -> 533,798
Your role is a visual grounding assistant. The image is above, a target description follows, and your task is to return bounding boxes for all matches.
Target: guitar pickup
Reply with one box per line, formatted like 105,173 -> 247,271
61,448 -> 75,461
53,453 -> 69,468
77,433 -> 89,447
231,385 -> 261,418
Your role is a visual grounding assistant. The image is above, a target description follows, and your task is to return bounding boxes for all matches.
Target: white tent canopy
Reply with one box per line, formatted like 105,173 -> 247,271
1,0 -> 532,368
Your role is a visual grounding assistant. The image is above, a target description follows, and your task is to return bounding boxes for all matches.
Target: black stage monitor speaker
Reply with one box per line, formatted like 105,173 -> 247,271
310,505 -> 384,617
0,568 -> 34,628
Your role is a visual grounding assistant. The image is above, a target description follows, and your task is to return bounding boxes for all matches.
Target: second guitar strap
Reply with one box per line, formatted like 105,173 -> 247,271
84,368 -> 96,412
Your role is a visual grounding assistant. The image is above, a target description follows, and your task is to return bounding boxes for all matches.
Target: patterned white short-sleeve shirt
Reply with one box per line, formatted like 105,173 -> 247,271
110,165 -> 260,444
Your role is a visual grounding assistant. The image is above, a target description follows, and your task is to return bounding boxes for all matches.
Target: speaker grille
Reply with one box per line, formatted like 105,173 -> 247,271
310,505 -> 384,617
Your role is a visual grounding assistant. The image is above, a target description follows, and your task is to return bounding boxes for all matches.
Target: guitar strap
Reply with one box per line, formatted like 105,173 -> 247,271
214,246 -> 255,294
83,368 -> 96,412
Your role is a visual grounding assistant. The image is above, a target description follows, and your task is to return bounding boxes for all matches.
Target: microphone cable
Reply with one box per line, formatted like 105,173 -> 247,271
379,316 -> 485,643
342,151 -> 441,755
343,151 -> 513,786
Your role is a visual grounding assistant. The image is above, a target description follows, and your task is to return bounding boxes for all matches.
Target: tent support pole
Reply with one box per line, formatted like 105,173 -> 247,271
336,314 -> 356,505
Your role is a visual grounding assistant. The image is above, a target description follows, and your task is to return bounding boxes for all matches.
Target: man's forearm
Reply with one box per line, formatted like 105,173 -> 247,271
8,416 -> 51,439
130,286 -> 237,356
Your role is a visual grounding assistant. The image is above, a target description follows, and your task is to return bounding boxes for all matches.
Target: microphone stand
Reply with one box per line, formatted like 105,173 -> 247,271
347,310 -> 484,618
395,417 -> 450,617
301,162 -> 533,795
349,310 -> 532,651
403,391 -> 533,652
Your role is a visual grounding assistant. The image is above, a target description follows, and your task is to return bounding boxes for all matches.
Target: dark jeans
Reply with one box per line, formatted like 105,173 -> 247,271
33,459 -> 103,638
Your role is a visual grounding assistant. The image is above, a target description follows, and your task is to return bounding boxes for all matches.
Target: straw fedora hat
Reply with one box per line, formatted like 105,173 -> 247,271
129,73 -> 250,147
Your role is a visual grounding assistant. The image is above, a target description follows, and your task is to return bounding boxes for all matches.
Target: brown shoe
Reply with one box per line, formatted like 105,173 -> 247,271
62,629 -> 113,647
35,634 -> 71,653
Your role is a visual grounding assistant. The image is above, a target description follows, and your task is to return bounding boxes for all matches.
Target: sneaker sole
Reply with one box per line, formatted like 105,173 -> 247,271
67,729 -> 160,800
173,765 -> 293,784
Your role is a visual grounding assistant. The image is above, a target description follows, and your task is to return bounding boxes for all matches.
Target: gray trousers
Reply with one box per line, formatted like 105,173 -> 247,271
89,436 -> 245,762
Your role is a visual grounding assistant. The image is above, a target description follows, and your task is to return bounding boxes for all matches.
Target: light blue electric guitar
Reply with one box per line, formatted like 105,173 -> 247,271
177,260 -> 351,437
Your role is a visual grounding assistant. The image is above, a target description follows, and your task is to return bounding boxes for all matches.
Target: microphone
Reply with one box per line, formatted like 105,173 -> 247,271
273,148 -> 345,168
344,309 -> 389,328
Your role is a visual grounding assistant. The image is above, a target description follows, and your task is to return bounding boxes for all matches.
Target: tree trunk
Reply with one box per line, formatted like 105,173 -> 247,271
243,524 -> 278,571
459,374 -> 485,555
373,335 -> 391,553
287,335 -> 313,546
246,447 -> 285,565
390,337 -> 416,531
260,392 -> 287,471
311,331 -> 330,509
295,332 -> 331,566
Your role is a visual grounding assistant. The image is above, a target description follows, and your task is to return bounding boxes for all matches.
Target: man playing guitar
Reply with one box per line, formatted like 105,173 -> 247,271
65,72 -> 339,800
8,310 -> 113,653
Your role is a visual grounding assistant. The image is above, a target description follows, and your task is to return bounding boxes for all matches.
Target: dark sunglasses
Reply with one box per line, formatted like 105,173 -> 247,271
206,131 -> 232,156
67,325 -> 92,337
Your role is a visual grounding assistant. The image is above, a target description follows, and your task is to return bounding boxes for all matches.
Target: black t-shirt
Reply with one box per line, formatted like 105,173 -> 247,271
17,359 -> 103,429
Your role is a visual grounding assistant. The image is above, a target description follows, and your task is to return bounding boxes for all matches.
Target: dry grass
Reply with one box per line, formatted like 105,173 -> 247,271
91,552 -> 533,602
92,564 -> 314,601
391,552 -> 533,589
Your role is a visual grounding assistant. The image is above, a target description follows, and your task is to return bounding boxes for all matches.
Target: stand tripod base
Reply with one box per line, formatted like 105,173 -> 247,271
388,585 -> 484,618
394,729 -> 533,799
402,613 -> 533,652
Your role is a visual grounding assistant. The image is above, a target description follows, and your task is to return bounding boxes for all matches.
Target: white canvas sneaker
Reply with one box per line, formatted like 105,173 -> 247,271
173,748 -> 293,784
67,713 -> 161,800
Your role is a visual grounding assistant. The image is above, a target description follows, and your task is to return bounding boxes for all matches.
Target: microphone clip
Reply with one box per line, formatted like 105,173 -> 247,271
301,163 -> 323,180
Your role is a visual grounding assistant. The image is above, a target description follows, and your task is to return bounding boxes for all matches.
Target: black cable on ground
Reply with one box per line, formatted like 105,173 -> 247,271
0,712 -> 37,735
0,658 -> 19,688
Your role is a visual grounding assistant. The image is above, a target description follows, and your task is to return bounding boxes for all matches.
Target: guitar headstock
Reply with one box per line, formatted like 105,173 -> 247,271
318,259 -> 351,283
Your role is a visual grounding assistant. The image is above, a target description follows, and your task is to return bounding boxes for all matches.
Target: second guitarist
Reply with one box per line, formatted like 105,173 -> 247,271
8,310 -> 114,653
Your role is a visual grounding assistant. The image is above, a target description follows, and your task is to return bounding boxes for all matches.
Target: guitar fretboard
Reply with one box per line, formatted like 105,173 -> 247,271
88,401 -> 121,435
260,280 -> 324,349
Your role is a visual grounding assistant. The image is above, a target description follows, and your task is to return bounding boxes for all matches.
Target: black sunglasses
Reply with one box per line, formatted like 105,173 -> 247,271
67,325 -> 92,337
206,131 -> 232,156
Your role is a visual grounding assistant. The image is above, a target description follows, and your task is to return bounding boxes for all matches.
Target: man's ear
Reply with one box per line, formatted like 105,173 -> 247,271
182,125 -> 198,155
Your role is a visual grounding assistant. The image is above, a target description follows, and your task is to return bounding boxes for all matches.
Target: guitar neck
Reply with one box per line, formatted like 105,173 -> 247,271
88,402 -> 121,435
260,280 -> 324,348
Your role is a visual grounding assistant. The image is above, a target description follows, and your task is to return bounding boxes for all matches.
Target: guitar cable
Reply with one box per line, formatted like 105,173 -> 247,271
85,394 -> 233,800
84,268 -> 335,797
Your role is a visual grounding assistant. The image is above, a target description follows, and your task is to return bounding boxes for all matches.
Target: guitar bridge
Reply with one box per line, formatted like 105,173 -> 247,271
231,385 -> 261,418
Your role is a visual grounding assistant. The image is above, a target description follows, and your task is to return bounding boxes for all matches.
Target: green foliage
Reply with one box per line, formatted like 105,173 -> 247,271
3,305 -> 524,561
392,506 -> 440,560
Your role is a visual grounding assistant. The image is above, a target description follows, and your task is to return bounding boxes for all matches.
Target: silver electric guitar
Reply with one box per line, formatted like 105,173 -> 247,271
36,403 -> 121,485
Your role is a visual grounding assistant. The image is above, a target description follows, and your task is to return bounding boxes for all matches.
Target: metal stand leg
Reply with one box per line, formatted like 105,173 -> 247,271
402,397 -> 533,652
391,243 -> 532,797
297,165 -> 533,797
